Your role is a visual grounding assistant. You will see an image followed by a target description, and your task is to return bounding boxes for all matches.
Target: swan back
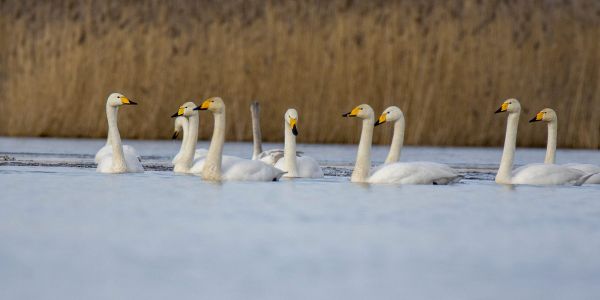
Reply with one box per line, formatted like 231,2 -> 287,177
368,162 -> 460,185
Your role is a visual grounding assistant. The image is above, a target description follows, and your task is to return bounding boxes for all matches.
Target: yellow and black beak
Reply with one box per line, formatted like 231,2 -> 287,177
121,97 -> 137,105
374,113 -> 387,126
172,130 -> 180,139
290,118 -> 298,136
495,102 -> 508,114
171,107 -> 185,118
529,112 -> 544,123
195,100 -> 211,111
342,106 -> 360,117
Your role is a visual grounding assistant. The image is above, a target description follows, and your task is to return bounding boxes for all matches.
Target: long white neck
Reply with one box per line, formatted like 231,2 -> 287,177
251,103 -> 263,160
174,115 -> 198,172
385,117 -> 405,164
352,117 -> 374,182
173,118 -> 189,164
496,112 -> 519,184
106,103 -> 127,172
544,120 -> 557,164
283,122 -> 299,177
203,110 -> 225,181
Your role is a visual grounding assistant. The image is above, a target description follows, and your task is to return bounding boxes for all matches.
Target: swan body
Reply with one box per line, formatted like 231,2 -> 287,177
529,108 -> 600,184
95,144 -> 140,164
96,93 -> 144,173
195,97 -> 285,181
494,99 -> 589,185
343,104 -> 460,184
367,105 -> 460,184
171,115 -> 208,164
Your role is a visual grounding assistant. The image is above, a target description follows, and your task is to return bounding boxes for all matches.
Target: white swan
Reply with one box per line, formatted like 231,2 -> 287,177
272,109 -> 324,178
342,104 -> 460,184
494,99 -> 589,185
529,108 -> 600,184
195,97 -> 285,181
171,115 -> 207,165
96,93 -> 144,173
171,102 -> 241,174
249,101 -> 304,165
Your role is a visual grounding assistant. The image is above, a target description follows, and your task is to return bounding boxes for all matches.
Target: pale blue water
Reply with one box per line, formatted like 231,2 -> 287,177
1,137 -> 599,300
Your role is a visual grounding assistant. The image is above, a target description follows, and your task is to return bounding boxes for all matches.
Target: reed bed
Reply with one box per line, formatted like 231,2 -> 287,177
0,0 -> 599,147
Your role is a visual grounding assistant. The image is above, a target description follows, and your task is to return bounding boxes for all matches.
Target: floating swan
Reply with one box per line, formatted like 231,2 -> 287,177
494,99 -> 589,185
342,104 -> 460,184
272,109 -> 324,178
96,93 -> 144,173
250,101 -> 303,165
529,108 -> 600,184
171,115 -> 207,165
195,97 -> 285,181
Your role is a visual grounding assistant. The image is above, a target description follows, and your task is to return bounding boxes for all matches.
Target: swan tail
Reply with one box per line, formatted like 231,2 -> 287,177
576,172 -> 599,186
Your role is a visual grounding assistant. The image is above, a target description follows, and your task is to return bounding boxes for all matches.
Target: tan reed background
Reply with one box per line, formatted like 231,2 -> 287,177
0,0 -> 599,147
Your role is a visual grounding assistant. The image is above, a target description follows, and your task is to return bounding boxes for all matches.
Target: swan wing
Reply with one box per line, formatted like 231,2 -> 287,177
258,149 -> 304,165
511,163 -> 587,185
96,152 -> 143,173
562,163 -> 600,184
368,162 -> 461,185
189,155 -> 243,174
223,159 -> 285,181
95,144 -> 141,163
274,156 -> 324,178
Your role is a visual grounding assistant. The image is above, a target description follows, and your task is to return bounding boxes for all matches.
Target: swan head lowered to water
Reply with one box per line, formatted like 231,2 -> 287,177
285,108 -> 298,136
107,92 -> 137,107
529,108 -> 557,123
374,106 -> 403,126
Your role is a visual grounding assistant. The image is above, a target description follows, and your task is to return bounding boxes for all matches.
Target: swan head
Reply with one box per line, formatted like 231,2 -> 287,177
196,97 -> 225,113
171,102 -> 198,118
107,92 -> 137,107
342,104 -> 374,120
374,106 -> 404,126
529,108 -> 557,123
172,116 -> 186,139
285,108 -> 299,136
495,98 -> 521,114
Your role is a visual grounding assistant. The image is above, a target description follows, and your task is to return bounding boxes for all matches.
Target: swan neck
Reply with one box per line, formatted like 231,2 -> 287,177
385,118 -> 405,164
545,120 -> 557,164
106,104 -> 126,172
283,122 -> 299,177
251,104 -> 263,160
175,114 -> 198,172
203,110 -> 225,180
496,112 -> 519,183
352,117 -> 374,182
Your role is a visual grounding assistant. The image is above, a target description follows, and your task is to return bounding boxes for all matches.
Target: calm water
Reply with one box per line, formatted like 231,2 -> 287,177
1,137 -> 599,300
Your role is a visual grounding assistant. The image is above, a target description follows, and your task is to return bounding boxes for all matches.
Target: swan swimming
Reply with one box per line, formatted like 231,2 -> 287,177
342,104 -> 460,184
96,93 -> 144,173
272,109 -> 324,178
494,99 -> 589,185
171,114 -> 207,165
249,101 -> 303,165
529,108 -> 600,184
194,97 -> 285,181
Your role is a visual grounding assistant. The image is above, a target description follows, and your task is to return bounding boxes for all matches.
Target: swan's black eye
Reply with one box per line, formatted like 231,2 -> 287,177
387,112 -> 390,114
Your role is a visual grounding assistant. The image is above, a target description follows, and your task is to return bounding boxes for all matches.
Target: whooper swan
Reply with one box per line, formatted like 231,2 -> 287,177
195,97 -> 285,181
272,109 -> 324,178
494,99 -> 589,185
529,108 -> 600,184
342,104 -> 460,184
96,93 -> 144,173
250,101 -> 303,165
